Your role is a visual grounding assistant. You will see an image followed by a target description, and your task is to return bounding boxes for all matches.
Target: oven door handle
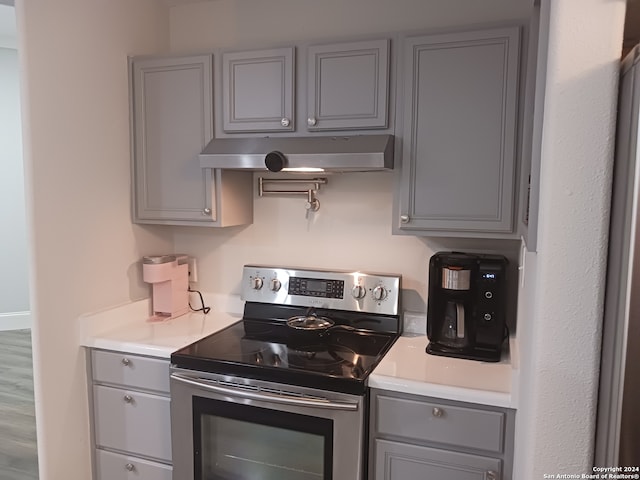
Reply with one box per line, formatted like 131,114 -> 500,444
171,373 -> 359,411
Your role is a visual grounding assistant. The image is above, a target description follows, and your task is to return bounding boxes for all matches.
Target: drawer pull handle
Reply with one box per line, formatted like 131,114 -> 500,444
486,470 -> 498,480
121,358 -> 131,367
123,394 -> 133,404
125,463 -> 135,472
432,407 -> 444,417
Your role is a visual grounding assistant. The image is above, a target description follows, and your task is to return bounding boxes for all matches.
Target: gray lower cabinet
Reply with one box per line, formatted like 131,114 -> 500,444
222,47 -> 295,133
306,39 -> 390,131
369,389 -> 515,480
395,26 -> 521,237
87,349 -> 172,480
375,440 -> 501,480
131,54 -> 253,227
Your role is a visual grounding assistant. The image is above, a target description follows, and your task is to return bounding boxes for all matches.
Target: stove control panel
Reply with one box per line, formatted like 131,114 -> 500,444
241,265 -> 401,316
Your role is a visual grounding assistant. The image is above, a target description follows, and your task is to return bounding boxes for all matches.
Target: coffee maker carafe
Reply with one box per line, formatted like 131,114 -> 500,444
426,252 -> 508,362
438,265 -> 472,349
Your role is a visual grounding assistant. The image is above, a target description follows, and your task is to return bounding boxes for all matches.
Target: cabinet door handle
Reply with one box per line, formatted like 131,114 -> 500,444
125,463 -> 135,472
121,358 -> 130,366
123,394 -> 133,404
486,470 -> 498,480
400,214 -> 410,224
432,407 -> 444,417
202,208 -> 212,215
307,116 -> 317,127
281,117 -> 290,127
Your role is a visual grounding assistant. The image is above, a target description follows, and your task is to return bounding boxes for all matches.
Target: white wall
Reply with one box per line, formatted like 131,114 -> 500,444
16,1 -> 173,478
0,4 -> 29,330
12,0 -> 626,477
0,4 -> 17,49
169,0 -> 532,52
515,0 -> 625,477
168,0 -> 530,317
0,45 -> 30,325
170,0 -> 626,477
173,173 -> 521,313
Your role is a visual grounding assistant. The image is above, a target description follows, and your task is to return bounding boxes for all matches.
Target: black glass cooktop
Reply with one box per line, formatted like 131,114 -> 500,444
171,304 -> 401,395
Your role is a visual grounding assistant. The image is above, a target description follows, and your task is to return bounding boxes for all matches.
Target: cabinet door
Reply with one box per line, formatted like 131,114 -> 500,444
132,55 -> 214,224
397,27 -> 520,235
222,47 -> 295,132
375,440 -> 501,480
306,39 -> 389,131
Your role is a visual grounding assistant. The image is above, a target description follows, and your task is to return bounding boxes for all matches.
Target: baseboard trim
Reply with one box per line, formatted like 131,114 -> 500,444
0,311 -> 32,331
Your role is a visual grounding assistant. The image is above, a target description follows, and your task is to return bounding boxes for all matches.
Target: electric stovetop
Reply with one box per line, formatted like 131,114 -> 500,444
172,265 -> 402,395
171,303 -> 400,395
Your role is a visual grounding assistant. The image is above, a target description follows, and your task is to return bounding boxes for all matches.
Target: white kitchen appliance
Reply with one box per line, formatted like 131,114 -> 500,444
142,255 -> 189,321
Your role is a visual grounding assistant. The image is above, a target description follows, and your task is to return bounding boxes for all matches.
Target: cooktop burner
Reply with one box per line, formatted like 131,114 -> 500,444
171,265 -> 402,395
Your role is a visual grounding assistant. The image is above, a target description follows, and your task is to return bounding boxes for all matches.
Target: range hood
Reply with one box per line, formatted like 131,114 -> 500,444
199,134 -> 394,172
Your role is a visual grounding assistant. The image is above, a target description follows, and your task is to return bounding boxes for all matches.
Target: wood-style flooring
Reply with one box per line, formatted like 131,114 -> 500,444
0,329 -> 39,480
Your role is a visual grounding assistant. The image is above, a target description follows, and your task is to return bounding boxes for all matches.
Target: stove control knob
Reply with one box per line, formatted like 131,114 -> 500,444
372,285 -> 388,301
251,277 -> 263,290
270,278 -> 282,292
351,284 -> 366,299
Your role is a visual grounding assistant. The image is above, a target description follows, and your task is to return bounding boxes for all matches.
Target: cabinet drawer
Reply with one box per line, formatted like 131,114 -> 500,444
92,349 -> 169,393
93,385 -> 172,462
96,449 -> 172,480
375,394 -> 505,453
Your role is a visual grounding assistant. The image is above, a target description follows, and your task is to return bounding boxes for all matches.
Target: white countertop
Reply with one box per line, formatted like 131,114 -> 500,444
79,300 -> 518,408
369,334 -> 518,409
78,294 -> 243,358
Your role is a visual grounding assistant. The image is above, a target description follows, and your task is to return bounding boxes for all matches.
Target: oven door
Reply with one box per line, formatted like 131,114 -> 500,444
170,368 -> 366,480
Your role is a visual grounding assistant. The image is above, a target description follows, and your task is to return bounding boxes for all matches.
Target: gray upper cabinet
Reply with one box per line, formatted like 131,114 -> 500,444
306,39 -> 390,131
396,26 -> 521,236
131,54 -> 253,227
222,47 -> 295,133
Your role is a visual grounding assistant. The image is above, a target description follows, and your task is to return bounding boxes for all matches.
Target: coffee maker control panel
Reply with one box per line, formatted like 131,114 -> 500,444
477,264 -> 504,322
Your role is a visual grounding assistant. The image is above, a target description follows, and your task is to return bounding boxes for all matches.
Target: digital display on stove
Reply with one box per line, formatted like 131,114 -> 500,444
306,280 -> 327,291
288,277 -> 344,299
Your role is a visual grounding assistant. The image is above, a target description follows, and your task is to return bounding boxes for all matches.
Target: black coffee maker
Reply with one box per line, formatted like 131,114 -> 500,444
426,252 -> 508,362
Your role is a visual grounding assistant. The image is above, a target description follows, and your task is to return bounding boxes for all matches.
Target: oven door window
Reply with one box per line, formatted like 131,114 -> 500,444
193,396 -> 333,480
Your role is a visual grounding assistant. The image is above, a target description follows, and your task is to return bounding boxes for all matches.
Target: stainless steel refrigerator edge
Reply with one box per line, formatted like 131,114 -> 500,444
596,43 -> 640,466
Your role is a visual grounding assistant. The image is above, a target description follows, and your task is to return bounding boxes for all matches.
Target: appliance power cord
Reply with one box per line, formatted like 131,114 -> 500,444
188,287 -> 211,314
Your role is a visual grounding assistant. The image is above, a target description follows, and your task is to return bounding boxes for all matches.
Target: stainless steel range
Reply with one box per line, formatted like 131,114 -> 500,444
170,265 -> 402,480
